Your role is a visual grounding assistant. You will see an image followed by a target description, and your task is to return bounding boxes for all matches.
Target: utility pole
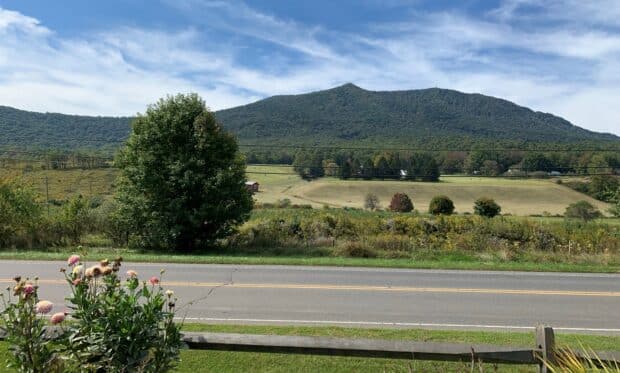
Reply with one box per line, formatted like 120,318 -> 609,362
45,176 -> 50,216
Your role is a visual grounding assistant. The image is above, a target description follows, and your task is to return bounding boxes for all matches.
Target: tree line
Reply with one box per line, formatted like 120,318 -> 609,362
284,148 -> 620,182
292,151 -> 440,181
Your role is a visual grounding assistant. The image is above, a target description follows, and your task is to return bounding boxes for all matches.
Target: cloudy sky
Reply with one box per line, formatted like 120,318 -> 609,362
0,0 -> 619,134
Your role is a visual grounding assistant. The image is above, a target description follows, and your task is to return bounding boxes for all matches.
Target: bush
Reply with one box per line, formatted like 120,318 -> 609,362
565,200 -> 602,221
0,255 -> 182,372
276,199 -> 292,208
364,193 -> 380,211
0,183 -> 43,248
59,195 -> 92,244
0,277 -> 62,372
473,197 -> 501,218
335,241 -> 377,258
389,193 -> 414,212
428,195 -> 455,215
92,200 -> 130,246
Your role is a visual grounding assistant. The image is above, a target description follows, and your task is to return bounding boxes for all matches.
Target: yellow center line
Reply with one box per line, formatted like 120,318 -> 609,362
3,279 -> 619,297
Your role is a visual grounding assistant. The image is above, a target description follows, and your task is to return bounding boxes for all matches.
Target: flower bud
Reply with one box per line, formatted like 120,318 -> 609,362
35,300 -> 53,314
50,312 -> 66,324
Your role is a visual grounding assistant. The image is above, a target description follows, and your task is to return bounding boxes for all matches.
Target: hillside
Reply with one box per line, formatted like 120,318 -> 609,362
1,84 -> 618,151
0,105 -> 131,150
216,83 -> 619,145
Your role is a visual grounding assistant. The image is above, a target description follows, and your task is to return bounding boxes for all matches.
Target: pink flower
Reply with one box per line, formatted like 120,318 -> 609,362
67,254 -> 80,266
149,276 -> 160,285
72,278 -> 82,286
126,270 -> 138,278
23,283 -> 35,295
35,300 -> 53,314
50,312 -> 66,324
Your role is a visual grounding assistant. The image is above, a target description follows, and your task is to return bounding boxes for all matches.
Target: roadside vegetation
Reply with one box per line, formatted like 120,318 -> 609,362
0,194 -> 618,271
0,323 -> 618,372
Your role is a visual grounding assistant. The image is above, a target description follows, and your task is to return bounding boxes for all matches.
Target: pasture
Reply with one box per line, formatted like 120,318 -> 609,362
0,165 -> 612,216
247,165 -> 611,216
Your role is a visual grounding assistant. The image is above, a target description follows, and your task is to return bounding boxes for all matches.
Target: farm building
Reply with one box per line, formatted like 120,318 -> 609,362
245,181 -> 259,193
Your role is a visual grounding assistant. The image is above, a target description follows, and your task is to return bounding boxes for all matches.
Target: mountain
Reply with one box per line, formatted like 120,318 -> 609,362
0,105 -> 131,151
1,84 -> 618,152
215,83 -> 619,145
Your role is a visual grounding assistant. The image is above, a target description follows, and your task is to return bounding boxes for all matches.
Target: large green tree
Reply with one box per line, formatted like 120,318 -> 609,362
116,94 -> 253,251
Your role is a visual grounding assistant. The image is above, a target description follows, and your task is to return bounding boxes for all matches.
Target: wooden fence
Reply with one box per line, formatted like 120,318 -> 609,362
2,325 -> 619,372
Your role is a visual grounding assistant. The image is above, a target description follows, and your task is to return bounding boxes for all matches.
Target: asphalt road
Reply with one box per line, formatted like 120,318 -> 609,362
1,261 -> 619,334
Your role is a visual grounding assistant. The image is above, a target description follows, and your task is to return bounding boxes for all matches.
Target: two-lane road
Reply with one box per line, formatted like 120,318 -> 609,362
1,261 -> 619,334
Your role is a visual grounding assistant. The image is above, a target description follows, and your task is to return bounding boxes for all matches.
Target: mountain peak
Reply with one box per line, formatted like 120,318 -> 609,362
337,83 -> 364,91
216,84 -> 619,144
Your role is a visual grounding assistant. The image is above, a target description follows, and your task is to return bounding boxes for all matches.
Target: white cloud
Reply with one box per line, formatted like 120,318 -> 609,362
0,2 -> 619,135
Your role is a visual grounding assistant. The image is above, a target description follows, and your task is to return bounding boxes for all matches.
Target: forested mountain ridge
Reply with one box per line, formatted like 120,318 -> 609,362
1,84 -> 618,152
216,83 -> 619,144
0,105 -> 131,150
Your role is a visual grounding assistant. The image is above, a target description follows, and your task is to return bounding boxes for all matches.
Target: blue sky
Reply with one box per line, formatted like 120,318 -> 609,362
0,0 -> 619,135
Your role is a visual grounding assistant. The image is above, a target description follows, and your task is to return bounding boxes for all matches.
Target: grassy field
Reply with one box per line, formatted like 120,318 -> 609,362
2,165 -> 610,216
248,165 -> 611,216
0,324 -> 618,372
2,167 -> 117,201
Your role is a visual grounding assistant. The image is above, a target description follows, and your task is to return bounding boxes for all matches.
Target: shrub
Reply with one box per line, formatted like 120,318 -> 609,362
64,257 -> 182,372
59,195 -> 92,244
92,200 -> 130,246
335,241 -> 377,258
389,193 -> 413,212
276,198 -> 292,208
0,183 -> 43,248
473,197 -> 501,218
428,195 -> 455,215
364,193 -> 380,210
0,277 -> 62,372
565,200 -> 602,221
0,255 -> 182,372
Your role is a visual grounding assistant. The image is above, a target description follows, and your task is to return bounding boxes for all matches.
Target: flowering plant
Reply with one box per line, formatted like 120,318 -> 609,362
0,254 -> 182,372
0,277 -> 64,372
63,256 -> 182,372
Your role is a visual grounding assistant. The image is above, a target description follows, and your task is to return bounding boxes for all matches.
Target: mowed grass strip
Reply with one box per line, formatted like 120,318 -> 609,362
0,248 -> 618,273
0,324 -> 617,372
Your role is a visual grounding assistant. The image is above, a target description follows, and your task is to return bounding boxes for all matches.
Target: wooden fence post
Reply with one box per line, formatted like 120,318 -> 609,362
536,325 -> 556,373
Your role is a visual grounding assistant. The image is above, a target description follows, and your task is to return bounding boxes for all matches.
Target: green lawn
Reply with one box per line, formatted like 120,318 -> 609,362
0,324 -> 618,372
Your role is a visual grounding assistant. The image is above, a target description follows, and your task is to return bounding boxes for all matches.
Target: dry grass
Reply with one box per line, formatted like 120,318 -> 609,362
2,167 -> 117,201
1,165 -> 611,216
247,166 -> 610,216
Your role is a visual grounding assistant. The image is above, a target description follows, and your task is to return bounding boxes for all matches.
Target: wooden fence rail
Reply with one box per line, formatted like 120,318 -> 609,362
1,325 -> 619,372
